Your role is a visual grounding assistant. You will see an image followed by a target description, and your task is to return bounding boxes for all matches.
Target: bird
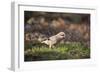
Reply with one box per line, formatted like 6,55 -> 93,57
41,32 -> 65,48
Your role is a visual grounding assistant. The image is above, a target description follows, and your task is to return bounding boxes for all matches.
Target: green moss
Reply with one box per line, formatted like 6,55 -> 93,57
24,42 -> 90,61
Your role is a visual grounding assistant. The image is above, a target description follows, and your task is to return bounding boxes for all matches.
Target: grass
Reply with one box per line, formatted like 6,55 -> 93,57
24,42 -> 90,61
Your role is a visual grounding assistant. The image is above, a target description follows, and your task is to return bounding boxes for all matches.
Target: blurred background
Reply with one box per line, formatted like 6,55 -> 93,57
24,11 -> 90,49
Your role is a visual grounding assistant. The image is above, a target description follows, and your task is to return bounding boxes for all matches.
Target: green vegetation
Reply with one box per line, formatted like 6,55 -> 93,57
24,42 -> 90,61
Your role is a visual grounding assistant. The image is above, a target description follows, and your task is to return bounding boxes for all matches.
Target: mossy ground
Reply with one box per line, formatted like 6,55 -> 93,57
24,42 -> 90,61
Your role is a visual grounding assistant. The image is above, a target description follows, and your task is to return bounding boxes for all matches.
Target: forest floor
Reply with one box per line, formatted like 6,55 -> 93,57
24,42 -> 90,61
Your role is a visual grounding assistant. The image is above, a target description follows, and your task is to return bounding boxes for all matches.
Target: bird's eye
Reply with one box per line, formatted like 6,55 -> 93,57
61,34 -> 64,36
47,38 -> 50,40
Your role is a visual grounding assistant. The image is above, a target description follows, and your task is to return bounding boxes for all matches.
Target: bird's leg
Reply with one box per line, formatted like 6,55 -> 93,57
49,41 -> 52,48
49,44 -> 51,48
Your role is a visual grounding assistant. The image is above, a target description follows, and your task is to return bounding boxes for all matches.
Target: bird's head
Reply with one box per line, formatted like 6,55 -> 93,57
56,32 -> 66,39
